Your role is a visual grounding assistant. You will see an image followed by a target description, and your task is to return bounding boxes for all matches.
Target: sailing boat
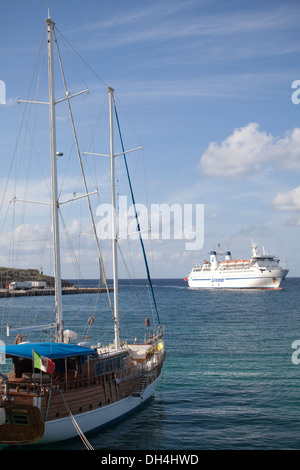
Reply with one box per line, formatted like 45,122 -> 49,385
0,15 -> 165,446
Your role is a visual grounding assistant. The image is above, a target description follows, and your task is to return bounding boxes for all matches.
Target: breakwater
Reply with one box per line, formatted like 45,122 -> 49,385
0,286 -> 113,298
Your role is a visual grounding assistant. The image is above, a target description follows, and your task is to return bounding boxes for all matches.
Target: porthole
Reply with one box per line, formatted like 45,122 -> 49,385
98,401 -> 102,407
89,404 -> 92,410
55,411 -> 59,418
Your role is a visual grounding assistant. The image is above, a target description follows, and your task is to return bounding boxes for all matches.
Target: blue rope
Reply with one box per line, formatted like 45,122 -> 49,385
113,104 -> 160,326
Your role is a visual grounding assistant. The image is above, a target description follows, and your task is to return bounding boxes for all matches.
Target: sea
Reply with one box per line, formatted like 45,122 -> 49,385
1,277 -> 300,452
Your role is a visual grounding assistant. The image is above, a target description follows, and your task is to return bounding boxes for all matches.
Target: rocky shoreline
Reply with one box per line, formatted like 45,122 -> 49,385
0,266 -> 71,289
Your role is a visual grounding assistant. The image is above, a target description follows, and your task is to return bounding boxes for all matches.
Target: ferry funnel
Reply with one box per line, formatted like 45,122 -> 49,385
210,251 -> 219,270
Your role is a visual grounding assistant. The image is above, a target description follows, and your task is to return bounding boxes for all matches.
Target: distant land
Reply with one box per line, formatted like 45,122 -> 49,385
0,267 -> 72,289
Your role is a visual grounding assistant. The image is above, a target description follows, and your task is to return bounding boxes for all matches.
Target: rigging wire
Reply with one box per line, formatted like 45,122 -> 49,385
53,26 -> 113,315
117,244 -> 158,334
59,390 -> 94,450
113,103 -> 161,326
55,26 -> 108,88
14,24 -> 48,264
1,16 -> 162,346
1,25 -> 52,337
53,23 -> 159,331
59,212 -> 83,281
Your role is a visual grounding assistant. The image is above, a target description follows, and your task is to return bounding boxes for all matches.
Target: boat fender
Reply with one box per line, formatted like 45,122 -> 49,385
0,405 -> 6,426
15,334 -> 23,344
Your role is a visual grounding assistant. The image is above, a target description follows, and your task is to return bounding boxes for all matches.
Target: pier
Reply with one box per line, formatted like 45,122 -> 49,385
0,286 -> 113,298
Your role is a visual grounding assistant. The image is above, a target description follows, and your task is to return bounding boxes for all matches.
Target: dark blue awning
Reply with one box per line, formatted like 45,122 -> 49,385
5,342 -> 96,360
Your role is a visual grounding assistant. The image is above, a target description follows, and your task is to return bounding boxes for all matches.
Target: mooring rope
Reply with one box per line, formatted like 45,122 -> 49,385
59,390 -> 94,450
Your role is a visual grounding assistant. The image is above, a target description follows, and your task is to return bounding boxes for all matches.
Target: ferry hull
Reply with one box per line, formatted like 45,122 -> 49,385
187,241 -> 288,290
188,269 -> 288,289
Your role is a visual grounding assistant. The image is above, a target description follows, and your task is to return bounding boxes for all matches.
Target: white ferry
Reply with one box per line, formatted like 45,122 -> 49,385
185,239 -> 288,289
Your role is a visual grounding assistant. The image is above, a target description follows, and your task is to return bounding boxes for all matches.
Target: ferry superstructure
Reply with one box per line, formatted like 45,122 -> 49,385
186,240 -> 288,289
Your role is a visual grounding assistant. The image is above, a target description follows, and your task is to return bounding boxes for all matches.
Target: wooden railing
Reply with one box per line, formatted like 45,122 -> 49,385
6,348 -> 166,396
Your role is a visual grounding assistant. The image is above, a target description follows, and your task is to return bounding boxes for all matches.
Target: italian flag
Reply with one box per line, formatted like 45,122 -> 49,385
33,350 -> 55,374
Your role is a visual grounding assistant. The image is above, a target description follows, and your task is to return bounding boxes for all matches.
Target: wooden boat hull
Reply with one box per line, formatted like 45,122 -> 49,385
0,353 -> 164,446
39,374 -> 160,444
0,404 -> 44,445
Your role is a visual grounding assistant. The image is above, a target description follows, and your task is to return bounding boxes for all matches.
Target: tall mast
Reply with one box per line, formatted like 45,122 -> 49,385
108,87 -> 120,349
46,16 -> 63,342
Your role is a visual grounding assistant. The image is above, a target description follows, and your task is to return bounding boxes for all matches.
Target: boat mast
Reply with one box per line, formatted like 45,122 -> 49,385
46,16 -> 63,343
108,87 -> 120,349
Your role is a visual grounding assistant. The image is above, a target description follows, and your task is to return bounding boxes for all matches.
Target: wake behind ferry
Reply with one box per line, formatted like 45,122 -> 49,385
186,239 -> 288,289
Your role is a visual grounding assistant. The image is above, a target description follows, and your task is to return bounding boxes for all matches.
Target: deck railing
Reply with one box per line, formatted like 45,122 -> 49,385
5,349 -> 165,396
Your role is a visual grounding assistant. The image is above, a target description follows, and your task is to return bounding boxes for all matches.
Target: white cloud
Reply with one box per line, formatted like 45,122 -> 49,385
199,123 -> 300,179
271,186 -> 300,226
272,186 -> 300,211
68,1 -> 300,56
0,217 -> 101,278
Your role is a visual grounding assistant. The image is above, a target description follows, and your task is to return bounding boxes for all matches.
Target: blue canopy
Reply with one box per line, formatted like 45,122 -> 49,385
5,342 -> 96,360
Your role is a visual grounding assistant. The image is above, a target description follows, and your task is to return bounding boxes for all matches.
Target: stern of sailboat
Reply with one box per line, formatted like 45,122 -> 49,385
0,403 -> 44,445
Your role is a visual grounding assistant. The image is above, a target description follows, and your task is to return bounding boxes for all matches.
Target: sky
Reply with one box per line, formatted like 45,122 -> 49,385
0,0 -> 300,279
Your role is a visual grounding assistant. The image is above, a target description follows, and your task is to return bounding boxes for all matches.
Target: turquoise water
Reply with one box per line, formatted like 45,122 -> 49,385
1,277 -> 300,450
